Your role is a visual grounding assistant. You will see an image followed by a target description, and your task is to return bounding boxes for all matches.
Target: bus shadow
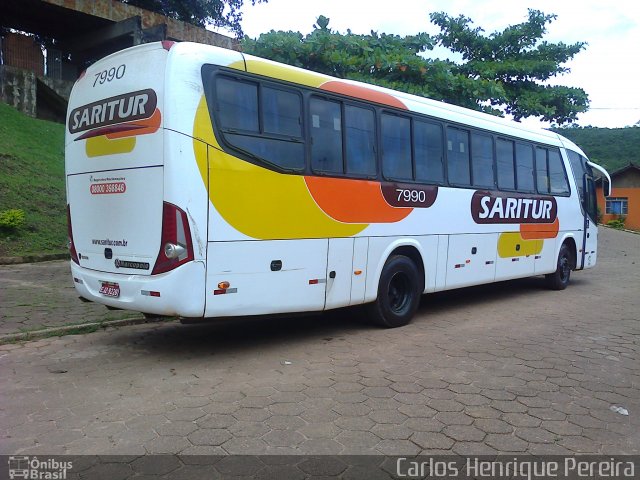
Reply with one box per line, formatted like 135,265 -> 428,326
120,308 -> 372,359
108,273 -> 591,359
420,274 -> 589,315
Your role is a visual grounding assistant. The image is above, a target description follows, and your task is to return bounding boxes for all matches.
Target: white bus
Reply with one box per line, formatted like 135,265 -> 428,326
65,41 -> 611,328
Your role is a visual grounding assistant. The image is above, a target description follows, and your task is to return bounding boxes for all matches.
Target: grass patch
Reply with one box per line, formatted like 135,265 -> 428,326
0,103 -> 67,257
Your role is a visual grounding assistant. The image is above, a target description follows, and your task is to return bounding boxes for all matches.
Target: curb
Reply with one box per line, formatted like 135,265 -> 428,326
0,316 -> 165,345
0,253 -> 69,265
599,224 -> 639,235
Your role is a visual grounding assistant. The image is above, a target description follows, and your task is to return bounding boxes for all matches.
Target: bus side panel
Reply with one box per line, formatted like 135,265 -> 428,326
534,236 -> 558,275
445,233 -> 498,289
205,239 -> 328,317
325,238 -> 355,310
349,237 -> 369,306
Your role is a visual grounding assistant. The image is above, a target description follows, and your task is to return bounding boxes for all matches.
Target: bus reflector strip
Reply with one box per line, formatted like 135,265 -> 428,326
308,278 -> 327,285
214,288 -> 238,295
535,255 -> 542,260
141,290 -> 161,297
485,261 -> 494,265
454,264 -> 465,269
512,258 -> 520,262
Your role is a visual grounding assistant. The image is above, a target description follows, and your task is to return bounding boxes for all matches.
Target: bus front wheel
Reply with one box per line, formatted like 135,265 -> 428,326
546,243 -> 572,290
367,255 -> 420,328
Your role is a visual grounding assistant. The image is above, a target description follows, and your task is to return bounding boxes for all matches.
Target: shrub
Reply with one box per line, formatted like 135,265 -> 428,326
606,217 -> 626,230
0,209 -> 26,230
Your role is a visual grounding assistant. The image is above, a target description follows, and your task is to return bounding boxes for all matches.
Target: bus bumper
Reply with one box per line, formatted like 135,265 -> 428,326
70,260 -> 206,317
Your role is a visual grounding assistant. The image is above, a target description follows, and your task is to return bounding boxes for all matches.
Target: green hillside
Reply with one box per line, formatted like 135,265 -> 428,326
0,103 -> 67,257
552,126 -> 640,173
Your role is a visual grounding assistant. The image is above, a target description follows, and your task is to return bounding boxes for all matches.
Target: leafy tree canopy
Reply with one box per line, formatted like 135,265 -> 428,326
120,0 -> 266,37
242,11 -> 588,124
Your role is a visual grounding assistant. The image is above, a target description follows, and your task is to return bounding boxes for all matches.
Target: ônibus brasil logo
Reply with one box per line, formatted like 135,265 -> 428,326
8,456 -> 72,479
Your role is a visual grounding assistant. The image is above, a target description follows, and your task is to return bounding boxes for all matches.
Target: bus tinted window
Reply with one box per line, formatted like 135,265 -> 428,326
382,114 -> 412,180
227,134 -> 304,170
496,139 -> 515,190
536,147 -> 550,194
549,149 -> 570,194
345,105 -> 376,176
310,98 -> 343,174
216,77 -> 258,132
471,132 -> 494,188
516,143 -> 535,192
567,150 -> 585,199
263,87 -> 301,138
447,127 -> 470,185
414,121 -> 444,183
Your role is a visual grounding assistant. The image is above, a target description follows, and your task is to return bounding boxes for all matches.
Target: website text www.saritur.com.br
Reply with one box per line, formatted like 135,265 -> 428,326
91,238 -> 128,247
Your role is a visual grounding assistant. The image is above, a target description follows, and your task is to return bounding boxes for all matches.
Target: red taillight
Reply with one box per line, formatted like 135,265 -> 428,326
161,40 -> 176,51
152,202 -> 194,275
67,204 -> 79,264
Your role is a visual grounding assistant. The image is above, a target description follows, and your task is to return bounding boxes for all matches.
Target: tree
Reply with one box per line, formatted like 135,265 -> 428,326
120,0 -> 266,37
242,11 -> 588,124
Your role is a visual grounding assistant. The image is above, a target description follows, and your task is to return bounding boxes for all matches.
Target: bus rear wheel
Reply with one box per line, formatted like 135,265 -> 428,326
367,255 -> 420,328
546,243 -> 572,290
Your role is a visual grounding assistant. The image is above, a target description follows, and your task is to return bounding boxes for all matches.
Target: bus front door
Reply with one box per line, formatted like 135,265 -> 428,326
581,174 -> 598,268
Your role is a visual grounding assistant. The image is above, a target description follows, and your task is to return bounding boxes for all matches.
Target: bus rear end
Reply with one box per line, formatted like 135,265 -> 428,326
65,42 -> 205,317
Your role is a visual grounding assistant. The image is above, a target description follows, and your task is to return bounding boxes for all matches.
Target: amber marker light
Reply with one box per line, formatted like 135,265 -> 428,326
354,270 -> 363,276
218,281 -> 231,289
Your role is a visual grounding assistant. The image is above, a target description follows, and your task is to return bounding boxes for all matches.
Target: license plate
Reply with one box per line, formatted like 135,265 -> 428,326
99,282 -> 120,298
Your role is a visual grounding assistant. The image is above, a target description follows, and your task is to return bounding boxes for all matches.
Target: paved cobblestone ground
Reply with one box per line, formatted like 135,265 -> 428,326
0,228 -> 638,455
0,261 -> 139,336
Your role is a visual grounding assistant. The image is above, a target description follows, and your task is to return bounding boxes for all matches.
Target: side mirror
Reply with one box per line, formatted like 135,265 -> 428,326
587,161 -> 611,197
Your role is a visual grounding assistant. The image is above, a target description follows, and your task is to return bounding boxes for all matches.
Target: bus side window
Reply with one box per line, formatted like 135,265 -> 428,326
471,132 -> 494,188
536,147 -> 550,194
345,105 -> 376,177
516,143 -> 535,192
216,76 -> 259,132
446,127 -> 471,186
567,150 -> 585,201
496,139 -> 515,190
263,87 -> 302,138
310,97 -> 343,174
414,120 -> 444,184
549,149 -> 570,195
382,114 -> 412,181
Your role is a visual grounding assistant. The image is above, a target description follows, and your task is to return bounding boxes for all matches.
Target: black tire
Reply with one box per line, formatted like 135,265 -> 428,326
545,243 -> 572,290
367,255 -> 421,328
